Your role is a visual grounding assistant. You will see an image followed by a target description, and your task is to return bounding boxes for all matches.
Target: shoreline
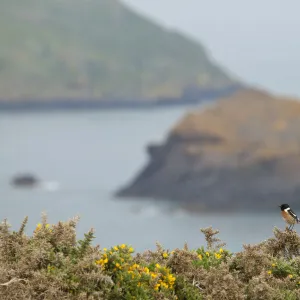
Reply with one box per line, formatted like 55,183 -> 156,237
0,85 -> 242,112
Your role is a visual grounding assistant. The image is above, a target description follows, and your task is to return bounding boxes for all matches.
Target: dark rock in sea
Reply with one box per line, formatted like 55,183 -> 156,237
11,174 -> 40,188
116,89 -> 300,211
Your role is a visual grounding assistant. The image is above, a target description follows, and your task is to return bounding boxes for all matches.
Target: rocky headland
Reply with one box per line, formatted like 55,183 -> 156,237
117,89 -> 300,211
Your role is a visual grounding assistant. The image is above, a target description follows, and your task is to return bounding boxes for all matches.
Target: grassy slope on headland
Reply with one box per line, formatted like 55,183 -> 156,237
0,0 -> 237,102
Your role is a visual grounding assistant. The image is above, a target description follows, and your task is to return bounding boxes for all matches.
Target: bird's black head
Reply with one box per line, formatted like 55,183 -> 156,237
279,204 -> 290,211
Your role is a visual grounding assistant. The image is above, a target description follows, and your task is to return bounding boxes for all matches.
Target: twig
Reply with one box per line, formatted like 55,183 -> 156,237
192,278 -> 203,290
0,278 -> 27,286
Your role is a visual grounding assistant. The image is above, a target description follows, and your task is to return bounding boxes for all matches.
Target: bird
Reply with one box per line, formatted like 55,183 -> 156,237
279,204 -> 300,231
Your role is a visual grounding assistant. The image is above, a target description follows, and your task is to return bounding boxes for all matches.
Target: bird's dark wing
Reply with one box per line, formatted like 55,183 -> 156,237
288,209 -> 299,222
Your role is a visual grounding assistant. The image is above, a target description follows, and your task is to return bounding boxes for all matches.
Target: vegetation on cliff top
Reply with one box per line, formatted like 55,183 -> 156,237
0,0 -> 235,101
1,215 -> 300,299
171,88 -> 300,161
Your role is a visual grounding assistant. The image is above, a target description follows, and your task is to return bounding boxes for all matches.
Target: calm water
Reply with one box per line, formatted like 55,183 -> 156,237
0,107 -> 292,252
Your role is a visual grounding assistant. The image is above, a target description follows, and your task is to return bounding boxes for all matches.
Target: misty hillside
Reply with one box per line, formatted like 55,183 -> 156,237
0,0 -> 236,101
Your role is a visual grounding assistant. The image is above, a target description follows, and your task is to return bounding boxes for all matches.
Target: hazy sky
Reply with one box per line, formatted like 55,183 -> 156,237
122,0 -> 300,96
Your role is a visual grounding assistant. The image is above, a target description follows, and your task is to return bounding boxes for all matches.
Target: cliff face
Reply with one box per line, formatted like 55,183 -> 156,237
117,89 -> 300,211
0,0 -> 237,102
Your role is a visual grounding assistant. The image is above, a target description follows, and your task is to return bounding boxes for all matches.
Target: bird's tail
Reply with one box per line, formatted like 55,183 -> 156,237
297,218 -> 300,224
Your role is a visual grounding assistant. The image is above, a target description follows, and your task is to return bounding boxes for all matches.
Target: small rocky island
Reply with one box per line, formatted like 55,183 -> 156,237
117,89 -> 300,211
10,174 -> 40,188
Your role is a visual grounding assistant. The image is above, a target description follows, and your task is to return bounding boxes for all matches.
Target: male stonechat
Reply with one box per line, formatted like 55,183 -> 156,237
279,204 -> 300,230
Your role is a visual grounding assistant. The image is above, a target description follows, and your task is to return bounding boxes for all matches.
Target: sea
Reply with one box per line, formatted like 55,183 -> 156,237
0,106 -> 290,253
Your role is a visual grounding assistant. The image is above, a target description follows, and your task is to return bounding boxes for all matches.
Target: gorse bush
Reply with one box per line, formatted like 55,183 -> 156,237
0,216 -> 300,299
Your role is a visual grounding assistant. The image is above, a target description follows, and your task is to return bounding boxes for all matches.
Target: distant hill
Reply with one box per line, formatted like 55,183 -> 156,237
0,0 -> 239,104
117,89 -> 300,211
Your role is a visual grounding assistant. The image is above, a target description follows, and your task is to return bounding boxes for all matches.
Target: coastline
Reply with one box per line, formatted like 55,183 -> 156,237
0,85 -> 242,112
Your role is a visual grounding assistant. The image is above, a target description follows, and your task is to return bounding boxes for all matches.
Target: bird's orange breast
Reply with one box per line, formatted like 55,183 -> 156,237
281,211 -> 296,224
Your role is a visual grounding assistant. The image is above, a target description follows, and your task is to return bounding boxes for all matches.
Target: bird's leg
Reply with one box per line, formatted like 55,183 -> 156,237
288,224 -> 292,231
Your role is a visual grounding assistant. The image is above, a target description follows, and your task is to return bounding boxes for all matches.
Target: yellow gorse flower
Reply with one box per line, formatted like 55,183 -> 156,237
267,270 -> 272,275
219,248 -> 224,253
115,262 -> 121,269
35,223 -> 42,231
35,223 -> 52,232
130,263 -> 139,270
95,257 -> 108,266
288,274 -> 293,279
214,253 -> 222,260
93,245 -> 177,293
198,254 -> 202,260
205,252 -> 210,257
160,282 -> 168,289
166,274 -> 176,284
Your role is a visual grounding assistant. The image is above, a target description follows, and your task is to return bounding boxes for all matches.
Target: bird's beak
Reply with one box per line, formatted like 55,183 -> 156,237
278,205 -> 281,208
